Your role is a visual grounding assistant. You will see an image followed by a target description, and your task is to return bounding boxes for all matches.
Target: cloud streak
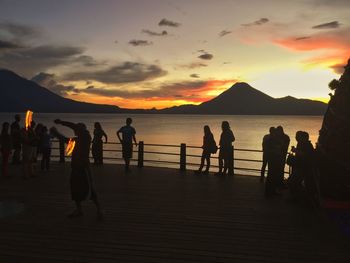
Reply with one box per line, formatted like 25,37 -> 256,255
219,30 -> 232,37
128,40 -> 153,46
242,18 -> 269,27
0,45 -> 85,77
312,21 -> 341,29
64,62 -> 167,84
158,18 -> 181,27
142,29 -> 168,36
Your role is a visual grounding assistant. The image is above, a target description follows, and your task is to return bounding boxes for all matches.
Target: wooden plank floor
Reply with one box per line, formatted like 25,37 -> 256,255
0,163 -> 349,263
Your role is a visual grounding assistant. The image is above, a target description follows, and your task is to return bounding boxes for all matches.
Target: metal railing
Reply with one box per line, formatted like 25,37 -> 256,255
51,141 -> 290,176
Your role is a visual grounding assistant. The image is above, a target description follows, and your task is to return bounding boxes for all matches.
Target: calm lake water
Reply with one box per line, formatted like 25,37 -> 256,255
0,113 -> 323,174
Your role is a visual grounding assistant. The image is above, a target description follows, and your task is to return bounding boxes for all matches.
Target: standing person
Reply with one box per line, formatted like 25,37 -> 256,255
265,128 -> 283,197
92,122 -> 108,165
50,127 -> 68,163
1,122 -> 12,177
117,118 -> 137,172
288,131 -> 318,204
40,126 -> 52,171
276,126 -> 290,188
196,125 -> 217,174
10,114 -> 21,164
21,122 -> 36,179
261,127 -> 275,182
34,123 -> 44,162
216,121 -> 235,176
54,119 -> 103,220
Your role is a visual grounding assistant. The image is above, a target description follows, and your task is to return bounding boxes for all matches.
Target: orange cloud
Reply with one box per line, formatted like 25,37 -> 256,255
273,27 -> 350,72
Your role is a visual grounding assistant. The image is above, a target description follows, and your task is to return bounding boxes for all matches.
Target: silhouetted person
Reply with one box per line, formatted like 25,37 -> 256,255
50,126 -> 68,163
265,128 -> 283,197
92,122 -> 107,165
21,121 -> 36,179
55,119 -> 103,220
117,118 -> 137,172
40,126 -> 52,171
34,123 -> 44,162
216,121 -> 235,176
10,114 -> 21,164
261,127 -> 275,182
1,122 -> 12,177
276,126 -> 290,188
288,131 -> 318,205
196,125 -> 217,174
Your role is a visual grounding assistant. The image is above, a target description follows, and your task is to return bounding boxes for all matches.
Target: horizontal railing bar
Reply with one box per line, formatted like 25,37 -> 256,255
143,159 -> 180,165
143,151 -> 180,156
144,143 -> 180,148
235,158 -> 262,163
235,148 -> 262,153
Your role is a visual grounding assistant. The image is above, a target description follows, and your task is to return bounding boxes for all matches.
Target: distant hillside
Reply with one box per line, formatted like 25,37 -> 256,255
161,82 -> 327,115
0,69 -> 125,113
0,70 -> 327,115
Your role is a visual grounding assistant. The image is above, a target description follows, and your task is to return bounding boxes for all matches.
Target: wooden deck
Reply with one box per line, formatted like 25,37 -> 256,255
0,163 -> 349,263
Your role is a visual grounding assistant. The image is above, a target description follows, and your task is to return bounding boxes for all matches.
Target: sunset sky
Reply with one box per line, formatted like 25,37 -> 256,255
0,0 -> 349,109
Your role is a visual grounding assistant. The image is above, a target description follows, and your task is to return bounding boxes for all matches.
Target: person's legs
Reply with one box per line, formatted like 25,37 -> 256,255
198,153 -> 205,172
204,154 -> 210,172
261,153 -> 267,181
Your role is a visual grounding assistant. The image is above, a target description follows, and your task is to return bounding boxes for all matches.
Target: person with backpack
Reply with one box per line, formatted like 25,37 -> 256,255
196,125 -> 217,174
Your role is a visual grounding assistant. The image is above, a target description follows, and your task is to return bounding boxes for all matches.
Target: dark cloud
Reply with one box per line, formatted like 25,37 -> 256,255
64,62 -> 167,84
219,30 -> 232,37
78,80 -> 208,99
142,29 -> 168,36
295,36 -> 311,41
0,45 -> 85,77
190,73 -> 200,78
198,53 -> 213,60
312,21 -> 341,29
0,39 -> 22,49
128,40 -> 153,46
242,18 -> 269,27
158,18 -> 181,27
31,72 -> 79,96
74,55 -> 104,67
0,22 -> 41,40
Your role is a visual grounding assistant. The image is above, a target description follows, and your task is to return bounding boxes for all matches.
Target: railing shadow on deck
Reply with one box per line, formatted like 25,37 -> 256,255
51,141 -> 290,177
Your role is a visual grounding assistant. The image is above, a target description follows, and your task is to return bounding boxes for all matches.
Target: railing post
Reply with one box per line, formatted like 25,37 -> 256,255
180,143 -> 186,171
138,141 -> 144,168
228,145 -> 234,176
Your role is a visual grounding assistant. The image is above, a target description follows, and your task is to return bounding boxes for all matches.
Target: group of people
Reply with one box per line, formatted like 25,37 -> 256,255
0,113 -> 319,219
195,121 -> 235,176
0,114 -> 137,179
1,114 -> 58,178
261,126 -> 319,204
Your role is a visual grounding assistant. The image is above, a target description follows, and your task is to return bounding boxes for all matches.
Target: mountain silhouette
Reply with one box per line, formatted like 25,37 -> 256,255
0,69 -> 327,115
0,69 -> 124,113
161,82 -> 327,115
